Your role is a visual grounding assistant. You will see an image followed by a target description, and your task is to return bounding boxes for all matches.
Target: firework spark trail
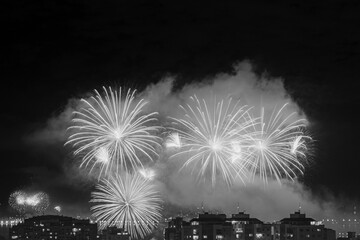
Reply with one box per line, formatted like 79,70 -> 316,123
138,167 -> 156,181
66,87 -> 161,177
245,103 -> 309,183
290,135 -> 312,157
169,95 -> 257,186
165,132 -> 181,149
90,172 -> 162,239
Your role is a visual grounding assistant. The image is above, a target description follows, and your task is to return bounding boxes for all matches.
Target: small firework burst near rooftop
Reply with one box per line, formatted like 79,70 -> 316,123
90,172 -> 162,239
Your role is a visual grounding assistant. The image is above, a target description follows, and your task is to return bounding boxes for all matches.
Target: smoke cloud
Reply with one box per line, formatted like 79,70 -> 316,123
28,60 -> 342,227
142,61 -> 304,121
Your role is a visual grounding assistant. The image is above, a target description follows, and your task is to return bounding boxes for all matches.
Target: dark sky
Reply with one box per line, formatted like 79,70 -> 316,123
1,0 -> 360,217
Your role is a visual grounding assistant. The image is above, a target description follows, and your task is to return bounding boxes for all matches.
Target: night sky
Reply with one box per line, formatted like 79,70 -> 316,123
1,0 -> 360,218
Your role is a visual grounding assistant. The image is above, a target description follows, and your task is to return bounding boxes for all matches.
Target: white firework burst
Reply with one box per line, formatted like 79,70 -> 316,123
90,172 -> 162,239
246,103 -> 309,182
66,87 -> 161,176
169,95 -> 256,186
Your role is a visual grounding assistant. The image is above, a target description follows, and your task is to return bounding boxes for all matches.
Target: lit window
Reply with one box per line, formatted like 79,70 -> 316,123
216,235 -> 223,240
193,236 -> 199,240
203,236 -> 207,239
193,229 -> 197,234
256,233 -> 263,239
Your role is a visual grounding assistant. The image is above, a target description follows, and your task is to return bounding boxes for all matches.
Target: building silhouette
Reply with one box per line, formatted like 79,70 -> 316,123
165,217 -> 188,240
182,212 -> 233,240
278,211 -> 335,240
164,211 -> 336,240
100,226 -> 130,240
228,211 -> 271,240
9,215 -> 97,240
0,218 -> 22,240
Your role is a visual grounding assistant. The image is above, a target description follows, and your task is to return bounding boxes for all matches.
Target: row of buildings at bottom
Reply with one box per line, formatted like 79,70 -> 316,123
8,215 -> 128,240
165,211 -> 336,240
6,211 -> 341,240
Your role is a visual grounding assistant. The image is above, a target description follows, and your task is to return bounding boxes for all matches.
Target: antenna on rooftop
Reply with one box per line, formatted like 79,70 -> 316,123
298,202 -> 302,213
237,202 -> 240,212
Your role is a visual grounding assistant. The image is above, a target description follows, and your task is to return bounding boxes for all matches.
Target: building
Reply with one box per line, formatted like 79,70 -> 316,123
336,231 -> 360,240
165,217 -> 189,240
322,206 -> 360,238
228,212 -> 273,240
9,215 -> 97,240
164,211 -> 336,240
182,212 -> 233,240
278,211 -> 336,240
0,218 -> 22,240
100,226 -> 130,240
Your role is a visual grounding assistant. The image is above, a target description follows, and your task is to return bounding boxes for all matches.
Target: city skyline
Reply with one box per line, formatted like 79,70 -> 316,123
2,209 -> 357,240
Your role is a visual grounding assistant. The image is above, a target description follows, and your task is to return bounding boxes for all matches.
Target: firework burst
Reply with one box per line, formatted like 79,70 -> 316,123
8,191 -> 50,214
54,206 -> 62,213
246,104 -> 309,182
169,95 -> 257,186
9,191 -> 27,214
90,172 -> 162,239
66,87 -> 161,176
33,192 -> 50,214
